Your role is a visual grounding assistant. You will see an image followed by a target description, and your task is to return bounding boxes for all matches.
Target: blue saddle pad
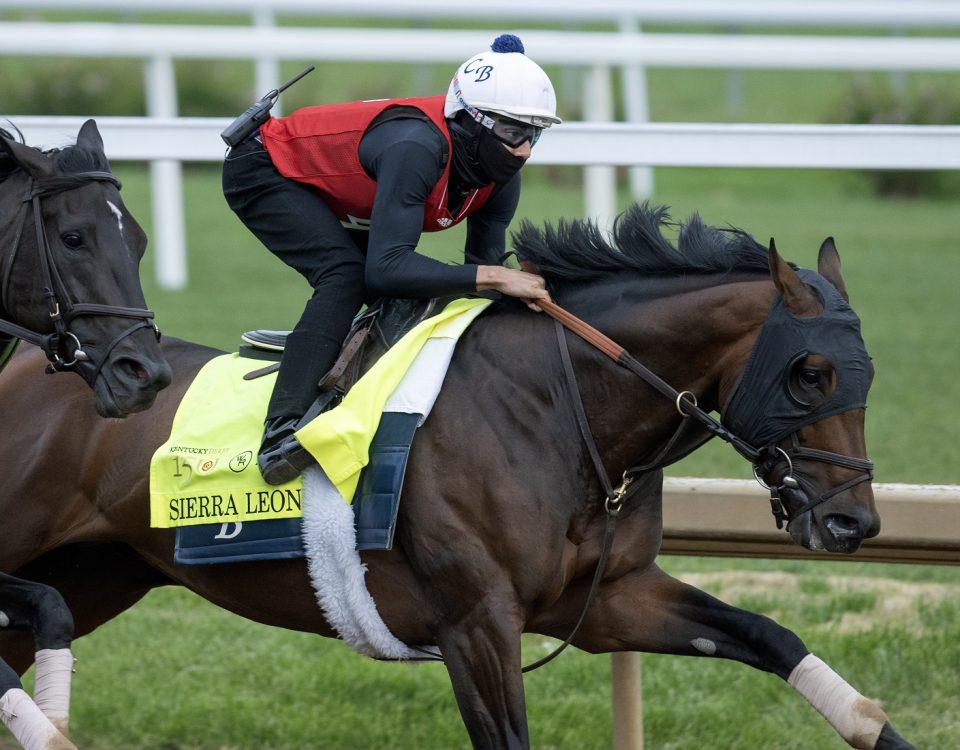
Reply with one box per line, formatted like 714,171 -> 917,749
175,412 -> 420,564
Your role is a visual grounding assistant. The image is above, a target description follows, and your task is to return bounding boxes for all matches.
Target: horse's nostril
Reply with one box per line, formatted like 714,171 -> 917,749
116,358 -> 148,381
823,514 -> 862,539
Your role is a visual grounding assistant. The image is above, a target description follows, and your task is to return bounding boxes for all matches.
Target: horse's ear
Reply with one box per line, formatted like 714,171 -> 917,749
768,238 -> 821,317
76,119 -> 105,154
817,236 -> 849,302
0,132 -> 54,179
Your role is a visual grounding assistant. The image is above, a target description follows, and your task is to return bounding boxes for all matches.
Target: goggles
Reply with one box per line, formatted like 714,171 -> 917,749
451,75 -> 546,148
483,114 -> 543,148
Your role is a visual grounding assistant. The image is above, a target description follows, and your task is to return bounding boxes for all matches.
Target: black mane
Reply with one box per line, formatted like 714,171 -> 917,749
1,123 -> 110,186
513,202 -> 770,293
53,141 -> 110,174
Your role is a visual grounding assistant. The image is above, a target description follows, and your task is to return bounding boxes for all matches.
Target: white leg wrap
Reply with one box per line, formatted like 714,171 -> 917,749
787,654 -> 888,749
0,688 -> 76,750
33,649 -> 74,735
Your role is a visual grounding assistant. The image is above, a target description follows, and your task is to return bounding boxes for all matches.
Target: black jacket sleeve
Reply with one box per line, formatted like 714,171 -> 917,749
464,174 -> 521,266
358,117 -> 522,299
358,118 -> 479,299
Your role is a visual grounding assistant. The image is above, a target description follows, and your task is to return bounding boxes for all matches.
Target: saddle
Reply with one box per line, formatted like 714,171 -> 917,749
172,295 -> 484,561
239,296 -> 460,398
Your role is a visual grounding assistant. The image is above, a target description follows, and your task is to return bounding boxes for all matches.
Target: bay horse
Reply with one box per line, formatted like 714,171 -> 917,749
0,120 -> 171,749
0,205 -> 914,749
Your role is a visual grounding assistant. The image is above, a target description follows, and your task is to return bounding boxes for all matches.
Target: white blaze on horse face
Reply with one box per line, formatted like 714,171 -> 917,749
106,200 -> 124,235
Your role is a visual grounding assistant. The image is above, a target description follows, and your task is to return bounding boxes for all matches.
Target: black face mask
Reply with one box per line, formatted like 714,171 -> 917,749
448,113 -> 525,187
476,128 -> 526,184
722,270 -> 872,448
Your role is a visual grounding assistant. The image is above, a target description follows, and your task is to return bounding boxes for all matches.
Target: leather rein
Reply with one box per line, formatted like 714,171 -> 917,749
520,299 -> 873,672
0,171 -> 159,379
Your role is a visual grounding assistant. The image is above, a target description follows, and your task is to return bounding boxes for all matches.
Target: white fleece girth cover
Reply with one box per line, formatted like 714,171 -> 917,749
300,337 -> 457,659
301,465 -> 421,659
787,653 -> 888,749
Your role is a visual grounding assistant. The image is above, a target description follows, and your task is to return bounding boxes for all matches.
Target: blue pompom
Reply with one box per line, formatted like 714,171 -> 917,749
491,34 -> 525,54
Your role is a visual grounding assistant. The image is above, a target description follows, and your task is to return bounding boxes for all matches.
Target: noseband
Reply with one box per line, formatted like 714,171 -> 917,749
0,170 -> 160,381
751,436 -> 874,530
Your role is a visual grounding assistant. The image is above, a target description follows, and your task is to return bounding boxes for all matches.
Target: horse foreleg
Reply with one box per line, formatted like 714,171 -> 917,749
554,564 -> 914,750
435,606 -> 529,750
0,575 -> 76,749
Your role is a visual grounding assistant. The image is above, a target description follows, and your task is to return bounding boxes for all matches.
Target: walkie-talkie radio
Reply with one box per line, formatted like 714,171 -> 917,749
220,65 -> 316,147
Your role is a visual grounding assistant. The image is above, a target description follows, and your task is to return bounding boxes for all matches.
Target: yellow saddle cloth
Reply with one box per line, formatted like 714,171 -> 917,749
149,298 -> 490,528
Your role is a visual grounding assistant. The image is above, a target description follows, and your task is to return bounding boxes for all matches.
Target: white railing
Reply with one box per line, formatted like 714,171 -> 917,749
5,24 -> 960,67
7,115 -> 960,292
3,0 -> 960,27
12,117 -> 960,169
3,20 -> 959,289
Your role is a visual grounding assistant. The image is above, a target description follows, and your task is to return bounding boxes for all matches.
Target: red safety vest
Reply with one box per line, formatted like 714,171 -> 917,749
260,95 -> 495,232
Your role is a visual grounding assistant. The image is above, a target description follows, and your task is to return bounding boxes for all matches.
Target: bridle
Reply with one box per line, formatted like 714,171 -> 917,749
750,434 -> 873,530
0,170 -> 160,381
520,299 -> 873,672
539,299 -> 873,530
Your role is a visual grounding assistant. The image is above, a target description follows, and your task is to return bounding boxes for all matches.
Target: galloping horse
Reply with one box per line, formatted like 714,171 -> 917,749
0,120 -> 171,749
0,205 -> 913,749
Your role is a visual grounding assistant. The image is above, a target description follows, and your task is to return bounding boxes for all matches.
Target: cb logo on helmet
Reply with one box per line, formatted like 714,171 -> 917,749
463,58 -> 493,82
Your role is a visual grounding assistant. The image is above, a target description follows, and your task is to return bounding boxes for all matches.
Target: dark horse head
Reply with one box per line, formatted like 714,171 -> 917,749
515,204 -> 878,553
0,120 -> 171,416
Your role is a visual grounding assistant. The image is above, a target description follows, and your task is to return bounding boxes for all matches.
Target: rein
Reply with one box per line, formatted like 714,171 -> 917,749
0,171 -> 160,379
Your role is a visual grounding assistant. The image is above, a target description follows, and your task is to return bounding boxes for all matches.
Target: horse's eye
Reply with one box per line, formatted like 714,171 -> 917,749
786,354 -> 834,407
800,369 -> 820,386
61,232 -> 84,249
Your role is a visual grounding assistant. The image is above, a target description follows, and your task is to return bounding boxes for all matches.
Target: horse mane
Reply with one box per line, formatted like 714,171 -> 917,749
0,121 -> 110,187
512,202 -> 771,294
0,124 -> 23,183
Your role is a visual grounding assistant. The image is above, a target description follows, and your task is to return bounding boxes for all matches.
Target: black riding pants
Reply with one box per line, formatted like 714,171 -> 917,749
222,137 -> 368,422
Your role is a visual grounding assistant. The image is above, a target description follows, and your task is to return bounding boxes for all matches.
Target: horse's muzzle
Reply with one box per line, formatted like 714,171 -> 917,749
784,483 -> 880,554
91,351 -> 172,418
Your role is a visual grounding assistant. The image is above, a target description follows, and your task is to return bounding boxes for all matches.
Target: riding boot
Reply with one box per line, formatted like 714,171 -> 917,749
257,416 -> 315,486
257,389 -> 344,486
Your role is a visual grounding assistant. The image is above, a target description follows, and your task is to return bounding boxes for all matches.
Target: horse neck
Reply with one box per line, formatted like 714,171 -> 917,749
562,273 -> 775,478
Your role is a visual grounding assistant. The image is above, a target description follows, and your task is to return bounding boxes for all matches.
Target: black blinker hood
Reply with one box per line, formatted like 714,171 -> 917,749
721,269 -> 871,448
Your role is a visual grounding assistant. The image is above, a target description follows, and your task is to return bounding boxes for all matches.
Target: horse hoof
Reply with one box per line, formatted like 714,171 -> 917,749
875,722 -> 916,750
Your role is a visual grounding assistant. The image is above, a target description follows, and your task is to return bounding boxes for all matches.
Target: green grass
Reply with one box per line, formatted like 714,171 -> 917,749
9,559 -> 956,750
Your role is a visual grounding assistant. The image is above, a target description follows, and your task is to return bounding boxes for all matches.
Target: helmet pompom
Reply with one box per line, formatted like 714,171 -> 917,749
491,34 -> 525,54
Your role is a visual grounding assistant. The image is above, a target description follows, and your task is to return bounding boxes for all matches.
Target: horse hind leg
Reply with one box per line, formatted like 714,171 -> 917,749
550,564 -> 915,750
0,574 -> 77,749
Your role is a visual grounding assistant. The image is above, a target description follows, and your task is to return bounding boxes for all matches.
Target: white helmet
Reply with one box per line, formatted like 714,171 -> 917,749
444,34 -> 561,128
